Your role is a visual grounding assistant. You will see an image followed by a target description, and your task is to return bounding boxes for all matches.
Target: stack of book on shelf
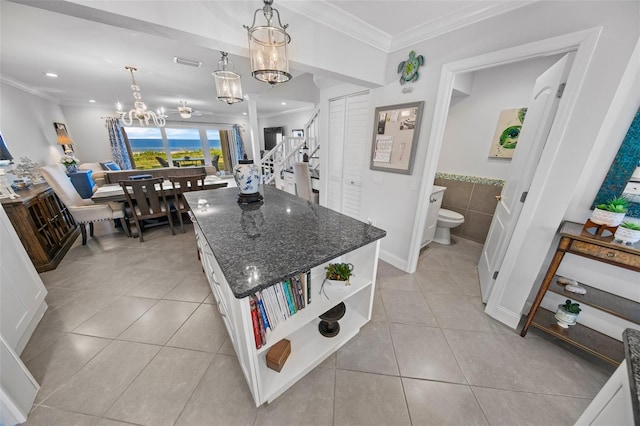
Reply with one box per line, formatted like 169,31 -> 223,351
249,272 -> 311,349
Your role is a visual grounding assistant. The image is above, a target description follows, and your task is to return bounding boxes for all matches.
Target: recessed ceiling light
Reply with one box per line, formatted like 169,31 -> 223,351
89,99 -> 96,103
44,72 -> 58,78
242,112 -> 247,115
281,102 -> 287,105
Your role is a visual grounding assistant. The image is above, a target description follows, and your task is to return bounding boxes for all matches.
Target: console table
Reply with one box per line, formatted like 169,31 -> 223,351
184,186 -> 386,406
520,221 -> 640,365
1,184 -> 79,272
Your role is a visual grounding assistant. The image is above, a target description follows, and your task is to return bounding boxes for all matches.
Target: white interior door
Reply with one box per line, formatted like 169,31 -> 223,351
478,53 -> 574,303
327,92 -> 370,218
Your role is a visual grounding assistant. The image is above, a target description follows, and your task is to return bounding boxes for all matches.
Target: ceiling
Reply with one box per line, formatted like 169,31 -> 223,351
0,0 -> 530,120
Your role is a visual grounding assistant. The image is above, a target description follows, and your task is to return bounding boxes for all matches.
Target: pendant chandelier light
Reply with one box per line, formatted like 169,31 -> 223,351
243,0 -> 292,85
212,52 -> 243,104
116,66 -> 166,127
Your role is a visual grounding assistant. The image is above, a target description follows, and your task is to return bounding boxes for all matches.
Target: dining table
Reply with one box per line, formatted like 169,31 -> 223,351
91,176 -> 228,237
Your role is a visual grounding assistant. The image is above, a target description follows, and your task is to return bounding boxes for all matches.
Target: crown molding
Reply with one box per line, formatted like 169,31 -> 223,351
390,1 -> 538,52
280,1 -> 392,53
282,1 -> 537,54
0,74 -> 60,104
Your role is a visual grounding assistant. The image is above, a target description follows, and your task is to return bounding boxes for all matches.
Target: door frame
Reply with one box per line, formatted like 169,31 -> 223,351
407,27 -> 602,327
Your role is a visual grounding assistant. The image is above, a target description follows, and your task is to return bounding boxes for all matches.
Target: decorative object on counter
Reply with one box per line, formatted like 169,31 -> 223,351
240,201 -> 265,238
614,221 -> 640,245
60,154 -> 80,173
318,302 -> 346,337
266,339 -> 291,372
554,299 -> 581,329
14,157 -> 44,184
54,122 -> 74,154
488,107 -> 527,158
10,178 -> 31,191
590,196 -> 629,226
325,262 -> 354,286
0,169 -> 18,199
397,50 -> 424,85
370,101 -> 424,175
244,0 -> 292,85
233,154 -> 263,204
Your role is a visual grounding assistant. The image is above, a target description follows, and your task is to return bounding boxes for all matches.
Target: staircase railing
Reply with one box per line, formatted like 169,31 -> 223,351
259,137 -> 308,186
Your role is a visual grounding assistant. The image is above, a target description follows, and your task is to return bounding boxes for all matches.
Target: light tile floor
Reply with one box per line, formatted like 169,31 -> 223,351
21,223 -> 614,425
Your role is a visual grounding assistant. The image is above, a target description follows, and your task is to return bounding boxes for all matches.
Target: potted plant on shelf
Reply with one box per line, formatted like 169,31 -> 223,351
614,221 -> 640,245
554,299 -> 581,329
325,263 -> 354,286
60,155 -> 80,173
590,196 -> 629,226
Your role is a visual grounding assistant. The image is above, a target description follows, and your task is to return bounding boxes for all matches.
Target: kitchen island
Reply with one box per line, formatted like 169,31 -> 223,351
184,186 -> 386,406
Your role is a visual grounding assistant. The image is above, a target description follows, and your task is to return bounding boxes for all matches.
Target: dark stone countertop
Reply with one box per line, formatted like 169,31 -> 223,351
184,186 -> 386,299
623,328 -> 640,425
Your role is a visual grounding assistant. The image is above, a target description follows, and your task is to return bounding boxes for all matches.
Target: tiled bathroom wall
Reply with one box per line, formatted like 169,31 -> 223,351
434,173 -> 504,244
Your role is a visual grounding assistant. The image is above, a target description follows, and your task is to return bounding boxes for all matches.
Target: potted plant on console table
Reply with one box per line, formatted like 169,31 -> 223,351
614,221 -> 640,245
590,196 -> 629,227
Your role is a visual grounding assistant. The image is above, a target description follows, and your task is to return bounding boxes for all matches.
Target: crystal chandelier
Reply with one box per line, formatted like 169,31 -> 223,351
116,66 -> 167,127
243,0 -> 291,85
212,52 -> 243,104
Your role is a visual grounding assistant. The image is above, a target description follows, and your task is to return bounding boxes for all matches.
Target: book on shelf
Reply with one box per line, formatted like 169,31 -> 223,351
294,275 -> 305,310
249,296 -> 262,349
256,293 -> 271,332
253,295 -> 267,346
283,280 -> 296,315
306,271 -> 312,304
274,283 -> 289,320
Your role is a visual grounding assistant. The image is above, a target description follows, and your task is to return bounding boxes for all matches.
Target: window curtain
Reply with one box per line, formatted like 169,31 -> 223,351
104,117 -> 133,170
232,124 -> 246,161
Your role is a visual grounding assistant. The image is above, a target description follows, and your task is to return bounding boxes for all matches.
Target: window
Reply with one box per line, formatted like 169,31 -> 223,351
124,127 -> 165,169
165,128 -> 204,167
123,125 -> 232,171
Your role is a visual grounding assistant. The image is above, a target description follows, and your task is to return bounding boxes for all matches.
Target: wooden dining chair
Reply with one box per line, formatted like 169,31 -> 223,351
119,177 -> 175,242
169,173 -> 206,232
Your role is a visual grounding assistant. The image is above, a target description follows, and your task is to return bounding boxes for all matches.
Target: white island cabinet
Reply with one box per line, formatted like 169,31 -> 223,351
186,186 -> 386,406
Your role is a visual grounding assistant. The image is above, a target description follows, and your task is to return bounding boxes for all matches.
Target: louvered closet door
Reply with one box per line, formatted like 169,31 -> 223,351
327,98 -> 346,212
327,92 -> 370,219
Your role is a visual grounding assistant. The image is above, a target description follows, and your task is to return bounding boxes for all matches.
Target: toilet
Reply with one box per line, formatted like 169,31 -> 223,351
433,208 -> 465,245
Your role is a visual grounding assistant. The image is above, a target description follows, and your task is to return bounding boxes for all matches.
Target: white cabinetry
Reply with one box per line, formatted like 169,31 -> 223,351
194,222 -> 380,406
421,186 -> 445,247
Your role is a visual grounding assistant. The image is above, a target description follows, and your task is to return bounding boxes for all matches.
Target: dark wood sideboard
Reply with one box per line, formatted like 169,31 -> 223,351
1,184 -> 79,272
520,221 -> 640,365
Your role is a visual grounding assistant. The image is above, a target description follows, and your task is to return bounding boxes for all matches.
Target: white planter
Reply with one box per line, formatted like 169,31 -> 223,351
614,226 -> 640,245
327,278 -> 351,287
590,208 -> 626,226
554,306 -> 579,328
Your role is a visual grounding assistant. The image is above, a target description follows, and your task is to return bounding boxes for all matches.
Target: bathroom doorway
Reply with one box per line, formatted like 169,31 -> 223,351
408,29 -> 601,323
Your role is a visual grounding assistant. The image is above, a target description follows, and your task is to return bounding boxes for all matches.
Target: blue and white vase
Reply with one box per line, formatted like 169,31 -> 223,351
66,164 -> 78,174
233,156 -> 260,195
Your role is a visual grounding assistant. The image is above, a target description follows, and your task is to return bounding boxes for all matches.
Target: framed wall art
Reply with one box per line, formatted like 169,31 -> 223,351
488,107 -> 527,158
370,101 -> 424,175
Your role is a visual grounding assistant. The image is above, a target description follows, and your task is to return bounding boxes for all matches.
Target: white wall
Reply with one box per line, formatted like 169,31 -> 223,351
438,55 -> 563,179
0,82 -> 68,167
354,2 -> 639,274
258,107 -> 315,150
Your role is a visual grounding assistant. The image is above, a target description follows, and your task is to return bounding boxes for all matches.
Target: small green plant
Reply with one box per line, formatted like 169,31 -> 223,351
620,221 -> 640,231
561,299 -> 581,314
325,263 -> 354,282
596,196 -> 629,213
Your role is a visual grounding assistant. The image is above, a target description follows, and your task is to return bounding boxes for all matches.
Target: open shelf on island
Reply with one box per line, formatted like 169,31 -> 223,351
257,298 -> 368,403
